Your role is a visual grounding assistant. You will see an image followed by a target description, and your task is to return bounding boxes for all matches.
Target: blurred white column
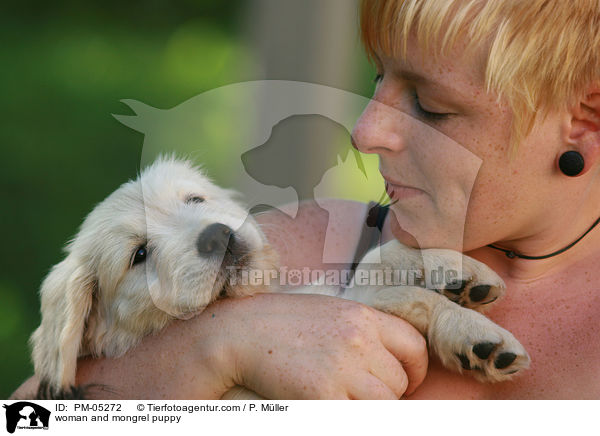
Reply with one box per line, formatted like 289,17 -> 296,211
241,0 -> 362,203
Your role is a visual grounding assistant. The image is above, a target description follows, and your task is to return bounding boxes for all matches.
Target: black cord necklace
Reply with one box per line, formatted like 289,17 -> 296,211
487,216 -> 600,260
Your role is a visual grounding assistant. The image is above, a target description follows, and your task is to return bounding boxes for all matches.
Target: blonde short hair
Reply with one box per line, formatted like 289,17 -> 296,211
360,0 -> 600,152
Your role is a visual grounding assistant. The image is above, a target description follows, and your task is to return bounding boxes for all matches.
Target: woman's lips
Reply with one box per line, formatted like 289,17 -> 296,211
384,180 -> 424,201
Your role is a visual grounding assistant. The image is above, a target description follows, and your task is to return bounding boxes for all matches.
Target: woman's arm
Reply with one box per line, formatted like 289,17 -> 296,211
72,293 -> 427,399
12,296 -> 428,400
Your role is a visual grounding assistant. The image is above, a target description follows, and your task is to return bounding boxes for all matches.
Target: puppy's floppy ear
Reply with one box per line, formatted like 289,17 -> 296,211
30,254 -> 96,395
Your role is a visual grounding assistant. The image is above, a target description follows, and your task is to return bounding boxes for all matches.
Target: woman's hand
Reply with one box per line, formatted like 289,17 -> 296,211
223,293 -> 428,399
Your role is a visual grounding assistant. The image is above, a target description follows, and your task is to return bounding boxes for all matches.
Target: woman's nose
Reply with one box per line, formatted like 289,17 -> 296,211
351,98 -> 406,155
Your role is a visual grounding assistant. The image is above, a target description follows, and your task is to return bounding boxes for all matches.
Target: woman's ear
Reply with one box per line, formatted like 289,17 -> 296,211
567,89 -> 600,174
29,255 -> 96,397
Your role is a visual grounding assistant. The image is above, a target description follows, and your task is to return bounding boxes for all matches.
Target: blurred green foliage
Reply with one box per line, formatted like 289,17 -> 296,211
0,0 -> 251,398
1,0 -> 378,398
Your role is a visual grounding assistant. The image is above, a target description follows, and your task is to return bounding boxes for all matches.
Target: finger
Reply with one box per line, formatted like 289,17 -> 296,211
346,374 -> 399,400
374,311 -> 429,396
366,348 -> 410,398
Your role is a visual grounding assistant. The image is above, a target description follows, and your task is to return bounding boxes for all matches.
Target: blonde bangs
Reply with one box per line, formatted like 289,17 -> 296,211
360,0 -> 600,153
360,0 -> 488,73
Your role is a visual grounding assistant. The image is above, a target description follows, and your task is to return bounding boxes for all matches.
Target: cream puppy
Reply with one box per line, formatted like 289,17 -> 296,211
31,157 -> 277,398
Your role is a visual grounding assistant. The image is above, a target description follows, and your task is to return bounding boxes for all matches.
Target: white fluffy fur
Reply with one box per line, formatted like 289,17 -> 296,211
30,156 -> 277,394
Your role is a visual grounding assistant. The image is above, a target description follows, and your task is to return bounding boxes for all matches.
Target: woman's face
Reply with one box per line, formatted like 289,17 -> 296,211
352,34 -> 568,252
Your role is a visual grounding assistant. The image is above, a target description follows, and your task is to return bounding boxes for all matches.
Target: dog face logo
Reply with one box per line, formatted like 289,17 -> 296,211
3,402 -> 50,433
114,80 -> 378,220
115,80 -> 482,251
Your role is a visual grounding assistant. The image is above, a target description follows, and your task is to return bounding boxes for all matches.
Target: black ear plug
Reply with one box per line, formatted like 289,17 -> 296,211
558,151 -> 584,176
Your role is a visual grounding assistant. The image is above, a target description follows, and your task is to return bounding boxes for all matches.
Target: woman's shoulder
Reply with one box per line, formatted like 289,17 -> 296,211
253,199 -> 372,270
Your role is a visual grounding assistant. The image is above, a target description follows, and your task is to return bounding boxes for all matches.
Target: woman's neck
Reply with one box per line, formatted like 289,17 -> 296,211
379,201 -> 600,282
467,213 -> 600,282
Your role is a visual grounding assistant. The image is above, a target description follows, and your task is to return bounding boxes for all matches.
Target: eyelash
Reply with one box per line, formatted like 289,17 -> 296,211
411,90 -> 451,121
373,74 -> 451,122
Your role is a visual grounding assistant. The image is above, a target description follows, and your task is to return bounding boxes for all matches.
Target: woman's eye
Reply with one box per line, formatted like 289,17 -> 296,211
185,195 -> 205,204
412,91 -> 451,121
373,74 -> 450,122
131,246 -> 147,267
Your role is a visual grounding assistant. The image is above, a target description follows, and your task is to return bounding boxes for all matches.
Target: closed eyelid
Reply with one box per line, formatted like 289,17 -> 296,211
371,78 -> 454,122
412,91 -> 453,121
373,74 -> 445,106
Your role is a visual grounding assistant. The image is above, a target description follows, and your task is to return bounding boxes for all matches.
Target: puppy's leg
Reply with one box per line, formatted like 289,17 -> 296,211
427,295 -> 530,382
344,285 -> 530,382
366,240 -> 506,311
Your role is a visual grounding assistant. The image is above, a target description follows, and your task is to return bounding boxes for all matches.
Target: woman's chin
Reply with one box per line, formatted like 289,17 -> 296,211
389,214 -> 421,248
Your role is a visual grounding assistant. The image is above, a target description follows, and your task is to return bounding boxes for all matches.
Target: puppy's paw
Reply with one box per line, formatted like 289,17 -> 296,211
421,248 -> 505,310
441,278 -> 504,310
429,305 -> 530,382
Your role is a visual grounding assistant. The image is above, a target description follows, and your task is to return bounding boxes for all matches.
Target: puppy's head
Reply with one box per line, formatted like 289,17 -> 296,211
30,156 -> 278,396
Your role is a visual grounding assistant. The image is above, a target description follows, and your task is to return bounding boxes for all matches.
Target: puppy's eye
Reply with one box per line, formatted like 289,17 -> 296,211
131,246 -> 147,267
185,195 -> 205,204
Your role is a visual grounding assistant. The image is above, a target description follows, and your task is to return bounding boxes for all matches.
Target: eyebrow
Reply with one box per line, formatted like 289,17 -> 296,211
397,69 -> 451,92
396,67 -> 469,114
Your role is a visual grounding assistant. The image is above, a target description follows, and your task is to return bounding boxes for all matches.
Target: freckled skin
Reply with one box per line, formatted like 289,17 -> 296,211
355,33 -> 600,399
406,255 -> 600,399
356,34 -> 598,255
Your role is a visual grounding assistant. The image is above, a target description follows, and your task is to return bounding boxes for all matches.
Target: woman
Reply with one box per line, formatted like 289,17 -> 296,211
13,0 -> 600,399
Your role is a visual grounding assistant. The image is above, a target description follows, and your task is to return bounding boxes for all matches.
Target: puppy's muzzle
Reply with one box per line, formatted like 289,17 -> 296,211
196,223 -> 248,266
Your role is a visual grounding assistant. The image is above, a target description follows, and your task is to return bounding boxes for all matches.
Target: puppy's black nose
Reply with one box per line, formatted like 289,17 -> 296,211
196,223 -> 233,256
